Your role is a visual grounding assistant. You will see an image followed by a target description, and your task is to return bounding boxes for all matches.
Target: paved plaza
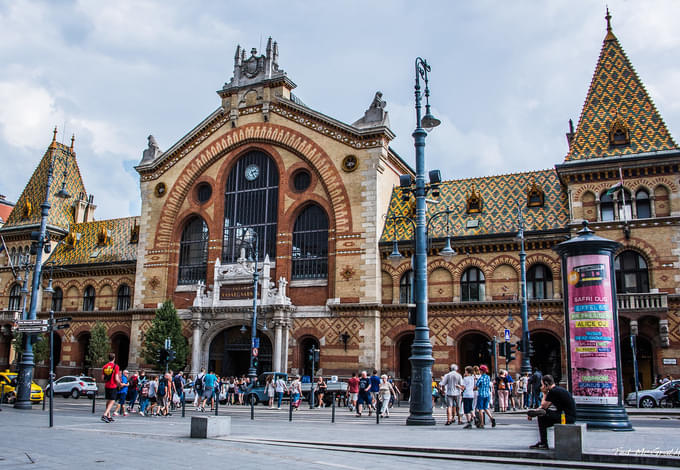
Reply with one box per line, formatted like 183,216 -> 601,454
1,398 -> 679,469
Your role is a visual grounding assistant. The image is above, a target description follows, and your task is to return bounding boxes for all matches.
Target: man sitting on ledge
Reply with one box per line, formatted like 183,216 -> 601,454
527,374 -> 576,449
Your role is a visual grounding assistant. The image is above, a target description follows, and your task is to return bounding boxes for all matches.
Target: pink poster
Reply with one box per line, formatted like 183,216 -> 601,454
566,254 -> 619,405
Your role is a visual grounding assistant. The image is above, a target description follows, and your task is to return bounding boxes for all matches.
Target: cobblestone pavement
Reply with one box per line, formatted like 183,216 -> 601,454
1,398 -> 678,469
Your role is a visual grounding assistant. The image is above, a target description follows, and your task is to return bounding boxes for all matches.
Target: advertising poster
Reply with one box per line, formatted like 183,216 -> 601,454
566,254 -> 619,405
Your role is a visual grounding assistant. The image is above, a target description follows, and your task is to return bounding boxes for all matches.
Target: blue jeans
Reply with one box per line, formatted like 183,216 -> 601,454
531,391 -> 542,408
276,391 -> 283,408
292,393 -> 300,408
140,397 -> 149,414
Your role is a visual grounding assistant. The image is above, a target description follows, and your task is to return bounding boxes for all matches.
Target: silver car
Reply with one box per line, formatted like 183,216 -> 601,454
45,375 -> 98,399
626,380 -> 680,408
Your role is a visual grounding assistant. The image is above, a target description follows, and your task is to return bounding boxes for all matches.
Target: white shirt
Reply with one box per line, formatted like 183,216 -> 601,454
462,375 -> 476,399
275,378 -> 287,393
441,370 -> 463,396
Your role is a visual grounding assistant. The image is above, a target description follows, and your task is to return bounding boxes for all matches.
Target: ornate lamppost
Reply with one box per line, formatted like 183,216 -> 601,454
15,140 -> 71,409
517,203 -> 532,375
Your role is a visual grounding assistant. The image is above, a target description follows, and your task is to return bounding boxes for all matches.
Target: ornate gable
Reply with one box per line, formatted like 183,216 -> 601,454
565,11 -> 677,161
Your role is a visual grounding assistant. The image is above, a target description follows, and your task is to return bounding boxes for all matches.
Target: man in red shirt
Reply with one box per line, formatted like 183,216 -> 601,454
101,353 -> 122,423
347,372 -> 360,412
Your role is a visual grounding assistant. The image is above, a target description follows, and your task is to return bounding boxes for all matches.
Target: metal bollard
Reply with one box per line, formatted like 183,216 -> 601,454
42,389 -> 46,411
92,393 -> 96,414
250,397 -> 254,420
0,383 -> 4,408
376,401 -> 380,424
289,396 -> 293,422
182,394 -> 185,418
331,392 -> 335,423
215,393 -> 219,416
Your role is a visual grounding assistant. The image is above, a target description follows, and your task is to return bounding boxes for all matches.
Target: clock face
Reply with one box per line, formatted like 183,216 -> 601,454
244,164 -> 260,181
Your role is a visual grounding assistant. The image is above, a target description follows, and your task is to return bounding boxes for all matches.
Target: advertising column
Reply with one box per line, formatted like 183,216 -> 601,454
554,222 -> 632,430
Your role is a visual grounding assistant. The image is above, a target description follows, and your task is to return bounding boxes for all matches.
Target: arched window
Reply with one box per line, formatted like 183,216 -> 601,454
51,287 -> 63,312
399,270 -> 414,304
527,264 -> 553,299
461,267 -> 485,301
222,151 -> 279,263
8,284 -> 21,311
614,251 -> 649,294
292,204 -> 328,279
178,216 -> 209,285
116,284 -> 131,311
9,247 -> 15,266
635,189 -> 651,219
83,285 -> 96,311
600,192 -> 614,221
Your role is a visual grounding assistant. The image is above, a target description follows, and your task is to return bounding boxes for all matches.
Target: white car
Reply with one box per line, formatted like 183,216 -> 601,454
45,375 -> 98,399
626,380 -> 680,408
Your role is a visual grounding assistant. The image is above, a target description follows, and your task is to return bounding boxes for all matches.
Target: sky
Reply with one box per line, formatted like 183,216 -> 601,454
1,0 -> 679,220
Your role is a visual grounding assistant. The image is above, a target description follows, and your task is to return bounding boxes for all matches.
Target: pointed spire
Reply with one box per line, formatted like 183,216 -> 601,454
605,7 -> 616,41
50,126 -> 58,149
70,134 -> 75,153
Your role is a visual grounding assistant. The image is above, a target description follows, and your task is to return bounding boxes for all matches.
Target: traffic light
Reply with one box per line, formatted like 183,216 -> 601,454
252,357 -> 259,369
486,340 -> 495,358
158,348 -> 169,365
167,348 -> 176,363
506,342 -> 516,362
516,339 -> 524,354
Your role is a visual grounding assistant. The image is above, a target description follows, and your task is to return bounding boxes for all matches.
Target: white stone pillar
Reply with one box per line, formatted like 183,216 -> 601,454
273,322 -> 282,372
191,319 -> 202,375
281,323 -> 290,373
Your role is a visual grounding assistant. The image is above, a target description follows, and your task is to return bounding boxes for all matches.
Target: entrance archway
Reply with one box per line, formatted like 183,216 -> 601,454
209,326 -> 272,377
77,332 -> 91,374
51,334 -> 62,368
396,333 -> 414,399
458,332 -> 492,372
299,337 -> 320,379
530,331 -> 562,383
111,333 -> 129,370
622,335 -> 653,395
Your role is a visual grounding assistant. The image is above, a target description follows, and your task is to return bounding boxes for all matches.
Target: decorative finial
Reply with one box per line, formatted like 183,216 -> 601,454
605,6 -> 612,32
70,134 -> 75,152
50,126 -> 58,149
577,220 -> 595,237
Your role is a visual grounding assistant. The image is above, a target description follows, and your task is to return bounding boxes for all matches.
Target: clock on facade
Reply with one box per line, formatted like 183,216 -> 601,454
245,164 -> 260,181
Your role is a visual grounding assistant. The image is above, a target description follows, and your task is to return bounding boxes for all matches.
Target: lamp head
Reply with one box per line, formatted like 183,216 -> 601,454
438,237 -> 456,259
240,324 -> 247,334
421,112 -> 441,131
388,242 -> 403,266
44,278 -> 55,295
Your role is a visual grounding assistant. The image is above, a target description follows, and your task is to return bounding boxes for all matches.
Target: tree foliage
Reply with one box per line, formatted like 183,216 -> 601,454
142,300 -> 188,371
33,333 -> 49,364
87,321 -> 110,368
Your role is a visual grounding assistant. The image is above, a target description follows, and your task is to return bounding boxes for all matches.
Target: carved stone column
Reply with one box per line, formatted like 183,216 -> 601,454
191,317 -> 202,375
281,320 -> 290,373
273,320 -> 283,372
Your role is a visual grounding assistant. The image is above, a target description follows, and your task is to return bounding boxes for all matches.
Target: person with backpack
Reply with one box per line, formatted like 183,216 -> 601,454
193,368 -> 205,409
113,370 -> 130,417
173,371 -> 185,410
127,371 -> 139,413
101,353 -> 122,423
157,372 -> 170,416
138,373 -> 150,415
199,370 -> 217,412
147,376 -> 158,416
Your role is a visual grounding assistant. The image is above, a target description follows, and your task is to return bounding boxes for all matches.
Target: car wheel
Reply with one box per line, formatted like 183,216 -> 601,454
640,396 -> 656,408
71,389 -> 80,399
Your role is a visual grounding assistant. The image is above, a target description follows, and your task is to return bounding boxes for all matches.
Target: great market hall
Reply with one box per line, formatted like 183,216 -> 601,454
1,15 -> 678,395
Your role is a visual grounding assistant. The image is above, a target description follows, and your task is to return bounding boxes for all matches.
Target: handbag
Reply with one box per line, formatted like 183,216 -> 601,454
172,392 -> 180,405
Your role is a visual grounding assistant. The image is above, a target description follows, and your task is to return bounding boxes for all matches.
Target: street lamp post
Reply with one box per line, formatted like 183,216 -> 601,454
517,203 -> 532,375
15,144 -> 70,409
245,230 -> 259,383
406,57 -> 441,426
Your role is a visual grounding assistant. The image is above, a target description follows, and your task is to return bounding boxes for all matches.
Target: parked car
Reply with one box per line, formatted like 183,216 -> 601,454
44,375 -> 98,399
0,370 -> 44,403
246,372 -> 288,405
626,380 -> 680,408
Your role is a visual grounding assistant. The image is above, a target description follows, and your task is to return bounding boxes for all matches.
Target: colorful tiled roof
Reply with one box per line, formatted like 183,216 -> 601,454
565,18 -> 677,161
380,169 -> 568,242
2,140 -> 86,231
46,217 -> 139,266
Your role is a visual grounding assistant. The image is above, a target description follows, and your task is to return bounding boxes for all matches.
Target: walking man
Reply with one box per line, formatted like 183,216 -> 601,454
528,375 -> 576,449
530,368 -> 543,408
347,372 -> 359,412
369,370 -> 381,413
274,374 -> 287,409
200,370 -> 217,412
101,353 -> 122,423
441,364 -> 464,425
474,365 -> 496,428
356,371 -> 371,417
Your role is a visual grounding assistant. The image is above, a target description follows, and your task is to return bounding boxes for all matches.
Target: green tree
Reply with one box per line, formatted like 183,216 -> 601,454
142,300 -> 188,371
33,333 -> 49,364
87,321 -> 110,368
11,332 -> 23,364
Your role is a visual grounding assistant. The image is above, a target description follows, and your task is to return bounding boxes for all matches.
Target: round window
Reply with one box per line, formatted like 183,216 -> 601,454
196,182 -> 212,203
293,170 -> 311,192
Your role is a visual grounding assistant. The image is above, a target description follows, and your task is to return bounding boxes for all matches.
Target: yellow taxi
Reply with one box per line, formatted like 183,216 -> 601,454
0,370 -> 44,403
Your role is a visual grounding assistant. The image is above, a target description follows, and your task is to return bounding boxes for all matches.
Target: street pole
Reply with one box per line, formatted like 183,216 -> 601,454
15,155 -> 54,409
631,334 -> 639,408
309,349 -> 315,409
517,204 -> 532,375
492,336 -> 499,412
407,57 -> 439,426
248,231 -> 259,383
49,309 -> 54,428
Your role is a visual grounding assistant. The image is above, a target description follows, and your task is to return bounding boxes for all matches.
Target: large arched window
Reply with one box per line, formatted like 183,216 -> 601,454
635,189 -> 651,219
292,204 -> 328,279
83,285 -> 96,311
614,251 -> 649,294
527,264 -> 553,299
8,284 -> 21,311
222,151 -> 279,263
600,192 -> 614,221
51,287 -> 63,312
461,267 -> 485,301
399,270 -> 414,304
178,216 -> 209,285
116,284 -> 131,310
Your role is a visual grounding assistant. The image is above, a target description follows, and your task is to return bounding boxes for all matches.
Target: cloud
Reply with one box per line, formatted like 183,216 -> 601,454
0,81 -> 57,149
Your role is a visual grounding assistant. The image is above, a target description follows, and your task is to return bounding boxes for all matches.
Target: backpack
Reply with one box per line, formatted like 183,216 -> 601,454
158,378 -> 167,397
102,362 -> 115,381
141,382 -> 150,398
195,375 -> 204,392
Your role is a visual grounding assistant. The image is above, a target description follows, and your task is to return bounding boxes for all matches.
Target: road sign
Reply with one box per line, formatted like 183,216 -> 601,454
17,325 -> 48,333
55,324 -> 70,330
55,317 -> 71,323
252,347 -> 259,357
17,319 -> 48,326
252,337 -> 260,348
504,329 -> 511,342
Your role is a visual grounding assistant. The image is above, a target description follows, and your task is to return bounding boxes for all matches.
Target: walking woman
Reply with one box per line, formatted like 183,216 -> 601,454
379,374 -> 398,418
265,376 -> 275,408
315,376 -> 327,408
290,375 -> 302,410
